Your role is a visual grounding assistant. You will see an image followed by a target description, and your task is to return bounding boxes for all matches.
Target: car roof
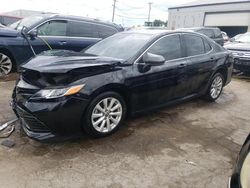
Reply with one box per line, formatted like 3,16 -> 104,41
26,13 -> 123,31
49,14 -> 123,30
124,29 -> 171,35
179,27 -> 219,31
120,29 -> 205,38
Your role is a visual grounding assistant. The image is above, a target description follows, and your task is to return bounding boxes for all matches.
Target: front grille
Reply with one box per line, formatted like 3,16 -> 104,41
229,50 -> 250,59
16,87 -> 38,100
235,59 -> 250,66
17,106 -> 50,132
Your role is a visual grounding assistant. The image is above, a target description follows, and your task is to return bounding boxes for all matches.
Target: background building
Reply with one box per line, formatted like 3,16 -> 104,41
2,9 -> 52,18
0,14 -> 21,26
168,0 -> 250,37
0,9 -> 54,25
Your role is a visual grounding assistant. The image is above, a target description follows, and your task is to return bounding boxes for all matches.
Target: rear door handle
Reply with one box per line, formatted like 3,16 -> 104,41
178,63 -> 186,68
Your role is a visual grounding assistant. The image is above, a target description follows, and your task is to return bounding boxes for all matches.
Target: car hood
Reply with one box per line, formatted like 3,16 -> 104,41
224,42 -> 250,51
20,50 -> 125,87
0,27 -> 19,37
21,50 -> 123,73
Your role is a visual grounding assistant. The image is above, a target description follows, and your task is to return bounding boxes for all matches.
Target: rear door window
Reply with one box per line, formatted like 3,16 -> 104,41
37,20 -> 67,36
69,21 -> 94,38
97,25 -> 117,38
148,34 -> 182,61
183,34 -> 205,56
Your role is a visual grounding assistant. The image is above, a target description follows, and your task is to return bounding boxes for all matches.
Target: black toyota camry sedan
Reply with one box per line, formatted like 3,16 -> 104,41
12,30 -> 233,141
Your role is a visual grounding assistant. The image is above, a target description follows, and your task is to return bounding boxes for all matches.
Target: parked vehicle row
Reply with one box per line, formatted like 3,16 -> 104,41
1,16 -> 241,77
0,14 -> 123,75
12,30 -> 233,141
4,14 -> 250,77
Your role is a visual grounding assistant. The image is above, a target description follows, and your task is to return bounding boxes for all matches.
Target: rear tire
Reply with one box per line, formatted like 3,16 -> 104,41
205,73 -> 224,102
83,91 -> 126,137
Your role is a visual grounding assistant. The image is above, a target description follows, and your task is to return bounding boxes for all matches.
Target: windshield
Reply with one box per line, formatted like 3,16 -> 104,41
9,15 -> 46,30
235,33 -> 250,43
85,32 -> 153,60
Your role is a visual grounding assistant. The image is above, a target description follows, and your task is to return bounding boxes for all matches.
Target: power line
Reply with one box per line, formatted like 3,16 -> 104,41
148,2 -> 152,22
115,7 -> 147,17
118,1 -> 145,10
112,1 -> 162,23
115,13 -> 148,20
115,6 -> 145,12
112,0 -> 117,22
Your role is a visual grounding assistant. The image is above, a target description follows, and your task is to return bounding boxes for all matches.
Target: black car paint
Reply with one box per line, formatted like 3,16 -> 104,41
229,133 -> 250,188
12,31 -> 233,142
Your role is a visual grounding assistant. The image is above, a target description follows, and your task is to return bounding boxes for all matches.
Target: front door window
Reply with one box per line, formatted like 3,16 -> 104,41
37,20 -> 67,36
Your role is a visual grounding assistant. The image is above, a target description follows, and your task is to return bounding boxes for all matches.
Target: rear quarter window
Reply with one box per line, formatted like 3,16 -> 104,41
204,39 -> 212,53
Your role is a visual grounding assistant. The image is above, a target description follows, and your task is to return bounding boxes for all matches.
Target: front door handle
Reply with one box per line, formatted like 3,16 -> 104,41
58,41 -> 67,45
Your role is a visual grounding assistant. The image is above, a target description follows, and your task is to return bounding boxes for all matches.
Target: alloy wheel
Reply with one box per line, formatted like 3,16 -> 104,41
91,97 -> 123,133
210,75 -> 223,99
0,53 -> 12,75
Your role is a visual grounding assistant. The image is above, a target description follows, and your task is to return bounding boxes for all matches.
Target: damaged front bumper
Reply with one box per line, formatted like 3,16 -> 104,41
12,86 -> 89,142
15,105 -> 56,142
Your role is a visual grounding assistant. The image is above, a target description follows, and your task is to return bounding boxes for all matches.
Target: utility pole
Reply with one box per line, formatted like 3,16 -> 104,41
148,2 -> 152,23
112,0 -> 117,22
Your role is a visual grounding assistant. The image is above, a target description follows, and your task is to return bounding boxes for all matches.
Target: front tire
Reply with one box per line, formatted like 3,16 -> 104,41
205,73 -> 224,102
83,92 -> 126,137
0,52 -> 13,75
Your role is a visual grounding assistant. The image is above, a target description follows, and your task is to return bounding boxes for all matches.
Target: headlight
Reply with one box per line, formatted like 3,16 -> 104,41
240,152 -> 250,188
31,84 -> 85,99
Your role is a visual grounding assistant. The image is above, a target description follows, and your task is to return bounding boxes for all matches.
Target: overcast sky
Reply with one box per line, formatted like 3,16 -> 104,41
0,0 -> 195,26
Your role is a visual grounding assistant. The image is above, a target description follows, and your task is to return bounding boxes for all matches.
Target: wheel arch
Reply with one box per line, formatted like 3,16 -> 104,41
89,83 -> 131,115
213,66 -> 228,86
80,84 -> 130,136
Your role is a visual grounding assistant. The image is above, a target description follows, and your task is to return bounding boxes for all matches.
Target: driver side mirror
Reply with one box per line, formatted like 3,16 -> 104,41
28,29 -> 38,39
142,52 -> 165,66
